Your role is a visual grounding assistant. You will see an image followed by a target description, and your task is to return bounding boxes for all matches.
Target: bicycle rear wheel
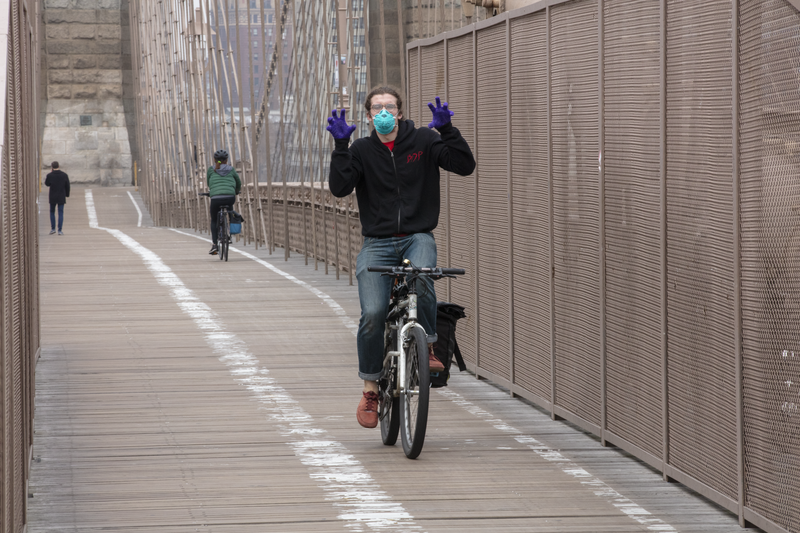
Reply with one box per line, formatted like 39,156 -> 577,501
220,213 -> 230,261
379,329 -> 400,445
400,326 -> 430,459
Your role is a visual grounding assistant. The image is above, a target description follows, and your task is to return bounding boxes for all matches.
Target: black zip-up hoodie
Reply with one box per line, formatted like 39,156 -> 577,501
329,119 -> 475,237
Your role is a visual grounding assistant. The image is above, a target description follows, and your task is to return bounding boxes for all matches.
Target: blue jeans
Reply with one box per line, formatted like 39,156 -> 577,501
355,232 -> 437,381
49,203 -> 64,231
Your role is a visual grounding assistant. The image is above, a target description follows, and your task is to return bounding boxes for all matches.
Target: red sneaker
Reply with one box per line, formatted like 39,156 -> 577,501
428,344 -> 445,372
357,391 -> 379,428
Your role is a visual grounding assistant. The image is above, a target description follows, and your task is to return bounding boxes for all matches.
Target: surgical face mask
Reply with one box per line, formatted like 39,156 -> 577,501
372,109 -> 396,135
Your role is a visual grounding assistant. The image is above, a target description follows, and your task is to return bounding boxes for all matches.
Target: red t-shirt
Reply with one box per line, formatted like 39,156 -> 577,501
383,140 -> 395,152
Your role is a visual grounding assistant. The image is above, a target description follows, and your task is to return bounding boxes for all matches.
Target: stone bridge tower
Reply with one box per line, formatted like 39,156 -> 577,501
40,0 -> 138,186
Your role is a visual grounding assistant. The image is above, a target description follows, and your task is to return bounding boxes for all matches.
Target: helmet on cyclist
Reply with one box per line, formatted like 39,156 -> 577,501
213,149 -> 229,162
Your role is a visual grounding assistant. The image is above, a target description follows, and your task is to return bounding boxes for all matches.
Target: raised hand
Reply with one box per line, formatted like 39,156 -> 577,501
326,108 -> 357,140
427,97 -> 454,129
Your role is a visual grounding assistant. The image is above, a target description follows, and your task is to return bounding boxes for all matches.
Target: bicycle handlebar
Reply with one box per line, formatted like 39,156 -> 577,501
198,192 -> 210,197
368,265 -> 465,276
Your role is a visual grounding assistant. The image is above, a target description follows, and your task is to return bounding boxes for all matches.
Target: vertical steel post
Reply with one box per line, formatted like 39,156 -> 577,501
731,0 -> 745,526
660,0 -> 670,481
264,0 -> 278,253
291,0 -> 309,264
598,0 -> 607,446
333,0 -> 345,279
506,16 -> 515,395
258,0 -> 273,249
277,0 -> 289,260
346,0 -> 356,285
322,0 -> 334,274
547,5 -> 556,419
304,1 -> 315,264
309,0 -> 323,269
246,0 -> 260,248
472,27 -> 480,374
444,36 -> 450,302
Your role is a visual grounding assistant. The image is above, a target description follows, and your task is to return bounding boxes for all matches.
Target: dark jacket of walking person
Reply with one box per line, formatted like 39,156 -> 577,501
45,163 -> 70,235
45,167 -> 70,204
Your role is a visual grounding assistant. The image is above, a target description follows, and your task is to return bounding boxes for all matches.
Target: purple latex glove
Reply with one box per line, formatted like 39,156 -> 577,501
326,108 -> 357,140
427,97 -> 454,129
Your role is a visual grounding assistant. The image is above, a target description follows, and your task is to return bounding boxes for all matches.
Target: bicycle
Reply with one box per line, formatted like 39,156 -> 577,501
199,192 -> 233,262
368,259 -> 465,459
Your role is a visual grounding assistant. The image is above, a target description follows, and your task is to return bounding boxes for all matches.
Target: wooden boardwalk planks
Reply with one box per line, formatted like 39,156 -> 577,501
29,187 -> 758,532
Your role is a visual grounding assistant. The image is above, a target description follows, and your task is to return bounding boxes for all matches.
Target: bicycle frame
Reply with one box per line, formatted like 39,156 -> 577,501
379,264 -> 464,395
386,293 -> 426,396
372,260 -> 464,458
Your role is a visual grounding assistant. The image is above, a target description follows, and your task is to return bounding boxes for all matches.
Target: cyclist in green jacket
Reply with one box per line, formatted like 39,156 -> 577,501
206,149 -> 242,255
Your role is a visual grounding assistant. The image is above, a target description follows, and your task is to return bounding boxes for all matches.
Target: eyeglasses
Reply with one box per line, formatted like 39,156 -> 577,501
370,103 -> 398,113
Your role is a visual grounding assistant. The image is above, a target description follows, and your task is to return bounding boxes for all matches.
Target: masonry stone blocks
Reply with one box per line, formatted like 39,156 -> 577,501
40,0 -> 136,186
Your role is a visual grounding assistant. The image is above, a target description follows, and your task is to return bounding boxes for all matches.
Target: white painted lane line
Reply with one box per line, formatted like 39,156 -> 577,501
168,228 -> 358,336
127,191 -> 143,227
86,191 -> 421,533
436,388 -> 677,532
167,225 -> 677,532
86,189 -> 99,228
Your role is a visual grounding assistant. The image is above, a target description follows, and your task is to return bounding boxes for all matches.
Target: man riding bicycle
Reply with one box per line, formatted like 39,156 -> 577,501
207,149 -> 242,255
327,86 -> 475,428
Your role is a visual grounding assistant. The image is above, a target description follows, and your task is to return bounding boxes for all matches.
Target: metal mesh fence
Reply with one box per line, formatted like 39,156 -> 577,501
551,0 -> 601,428
509,10 -> 550,405
404,1 -> 796,532
666,0 -> 738,502
475,22 -> 510,382
131,0 -> 800,530
1,1 -> 41,532
740,0 -> 800,530
602,0 -> 663,461
443,32 -> 476,368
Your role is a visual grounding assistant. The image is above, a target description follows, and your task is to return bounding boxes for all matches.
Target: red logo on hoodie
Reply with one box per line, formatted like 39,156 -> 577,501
407,151 -> 423,164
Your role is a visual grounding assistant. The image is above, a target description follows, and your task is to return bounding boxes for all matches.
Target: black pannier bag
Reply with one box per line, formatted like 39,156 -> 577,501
430,302 -> 467,388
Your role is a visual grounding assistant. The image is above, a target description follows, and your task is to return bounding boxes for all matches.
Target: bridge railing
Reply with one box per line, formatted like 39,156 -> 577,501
162,182 -> 363,282
0,0 -> 41,532
405,1 -> 800,533
133,0 -> 800,531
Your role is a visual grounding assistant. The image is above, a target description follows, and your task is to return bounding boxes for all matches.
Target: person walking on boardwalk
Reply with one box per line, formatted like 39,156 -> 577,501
206,149 -> 241,255
44,161 -> 70,235
327,86 -> 475,429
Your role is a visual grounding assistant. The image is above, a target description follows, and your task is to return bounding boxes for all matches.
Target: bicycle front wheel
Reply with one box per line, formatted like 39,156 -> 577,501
380,378 -> 399,446
379,329 -> 400,445
400,326 -> 430,459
